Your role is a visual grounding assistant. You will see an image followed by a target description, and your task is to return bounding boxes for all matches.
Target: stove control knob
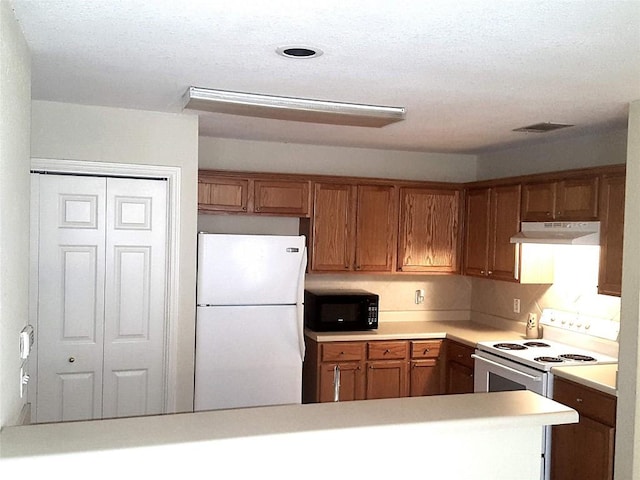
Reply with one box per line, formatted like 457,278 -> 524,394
585,324 -> 591,330
577,323 -> 582,328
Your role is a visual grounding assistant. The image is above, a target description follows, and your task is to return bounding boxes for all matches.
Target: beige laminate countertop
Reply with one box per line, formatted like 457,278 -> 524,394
551,364 -> 618,397
305,320 -> 525,347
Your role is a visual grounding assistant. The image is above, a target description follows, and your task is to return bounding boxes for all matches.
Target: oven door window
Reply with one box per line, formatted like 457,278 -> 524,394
488,372 -> 527,392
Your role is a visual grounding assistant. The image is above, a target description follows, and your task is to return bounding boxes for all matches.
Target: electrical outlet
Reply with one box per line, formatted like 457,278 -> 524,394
513,298 -> 521,314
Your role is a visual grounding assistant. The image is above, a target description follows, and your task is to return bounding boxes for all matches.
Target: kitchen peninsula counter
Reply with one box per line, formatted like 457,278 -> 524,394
304,320 -> 524,346
551,364 -> 618,396
2,391 -> 577,479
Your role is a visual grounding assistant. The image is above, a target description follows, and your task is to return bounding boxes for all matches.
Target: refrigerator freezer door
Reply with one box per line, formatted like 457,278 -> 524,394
197,233 -> 306,306
194,305 -> 303,411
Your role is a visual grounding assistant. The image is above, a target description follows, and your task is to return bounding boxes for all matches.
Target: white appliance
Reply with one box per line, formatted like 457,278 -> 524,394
194,233 -> 307,411
473,309 -> 619,480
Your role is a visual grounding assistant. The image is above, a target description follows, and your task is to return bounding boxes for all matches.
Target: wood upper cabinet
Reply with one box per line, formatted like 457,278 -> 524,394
598,173 -> 625,296
398,187 -> 461,273
464,185 -> 521,282
551,377 -> 616,480
310,182 -> 396,272
253,179 -> 310,216
198,171 -> 310,216
198,175 -> 249,213
522,176 -> 599,221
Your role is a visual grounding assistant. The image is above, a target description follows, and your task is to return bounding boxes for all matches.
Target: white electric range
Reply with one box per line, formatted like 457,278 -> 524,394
473,309 -> 619,480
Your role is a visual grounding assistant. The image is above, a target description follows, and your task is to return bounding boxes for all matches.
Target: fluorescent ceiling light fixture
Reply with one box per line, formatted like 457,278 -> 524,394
183,87 -> 406,127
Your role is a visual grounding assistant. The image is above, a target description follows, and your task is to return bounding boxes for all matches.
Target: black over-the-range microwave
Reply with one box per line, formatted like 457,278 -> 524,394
304,290 -> 379,332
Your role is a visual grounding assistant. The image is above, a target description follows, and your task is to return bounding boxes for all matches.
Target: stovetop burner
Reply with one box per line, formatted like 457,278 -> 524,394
523,341 -> 550,348
559,353 -> 596,362
534,356 -> 564,363
493,343 -> 527,350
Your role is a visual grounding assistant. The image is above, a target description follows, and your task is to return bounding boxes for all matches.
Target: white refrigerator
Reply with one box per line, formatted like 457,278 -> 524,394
194,233 -> 307,411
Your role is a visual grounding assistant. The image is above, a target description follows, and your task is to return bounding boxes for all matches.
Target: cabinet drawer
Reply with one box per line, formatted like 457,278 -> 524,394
447,340 -> 474,368
367,341 -> 408,360
321,342 -> 365,362
553,377 -> 616,427
411,340 -> 442,359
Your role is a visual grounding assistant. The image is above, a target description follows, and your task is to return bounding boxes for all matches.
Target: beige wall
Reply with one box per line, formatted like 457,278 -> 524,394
615,100 -> 640,479
31,101 -> 199,413
199,136 -> 478,182
476,128 -> 627,180
0,0 -> 31,428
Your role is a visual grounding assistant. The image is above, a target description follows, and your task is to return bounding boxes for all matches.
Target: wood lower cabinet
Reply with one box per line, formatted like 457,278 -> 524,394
410,340 -> 444,396
366,341 -> 409,399
303,338 -> 444,403
445,340 -> 475,394
598,172 -> 626,296
522,176 -> 599,221
310,182 -> 396,272
397,187 -> 461,273
551,377 -> 616,480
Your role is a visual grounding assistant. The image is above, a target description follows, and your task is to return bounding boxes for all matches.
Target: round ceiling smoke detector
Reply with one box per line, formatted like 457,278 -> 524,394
276,46 -> 323,59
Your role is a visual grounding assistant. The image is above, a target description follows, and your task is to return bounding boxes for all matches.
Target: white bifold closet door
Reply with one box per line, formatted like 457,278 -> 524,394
35,174 -> 167,423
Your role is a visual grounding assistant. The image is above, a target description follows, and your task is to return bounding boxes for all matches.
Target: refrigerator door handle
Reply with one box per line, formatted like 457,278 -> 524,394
296,244 -> 308,361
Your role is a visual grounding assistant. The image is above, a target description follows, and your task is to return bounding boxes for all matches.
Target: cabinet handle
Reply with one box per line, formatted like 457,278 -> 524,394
384,349 -> 390,354
576,397 -> 583,403
333,365 -> 341,402
423,348 -> 430,354
546,211 -> 551,217
488,271 -> 493,275
480,270 -> 485,275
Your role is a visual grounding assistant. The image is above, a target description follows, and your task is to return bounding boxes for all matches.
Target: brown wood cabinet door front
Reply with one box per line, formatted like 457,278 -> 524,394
446,361 -> 474,394
366,361 -> 408,399
410,359 -> 442,396
556,176 -> 599,220
598,174 -> 625,296
254,180 -> 310,216
311,183 -> 355,271
198,177 -> 249,212
319,363 -> 365,403
488,184 -> 521,281
551,418 -> 615,480
398,188 -> 460,273
354,185 -> 396,272
463,188 -> 490,277
521,181 -> 556,221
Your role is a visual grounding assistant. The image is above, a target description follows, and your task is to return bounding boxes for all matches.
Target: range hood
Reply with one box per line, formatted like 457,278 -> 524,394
510,221 -> 601,246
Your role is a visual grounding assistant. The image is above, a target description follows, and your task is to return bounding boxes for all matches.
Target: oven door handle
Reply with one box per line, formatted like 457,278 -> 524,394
471,354 -> 542,382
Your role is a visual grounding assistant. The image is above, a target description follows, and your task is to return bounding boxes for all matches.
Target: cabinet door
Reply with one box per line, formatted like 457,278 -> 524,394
463,188 -> 490,277
446,361 -> 474,394
488,184 -> 521,281
398,188 -> 460,273
410,359 -> 442,396
198,176 -> 249,212
551,417 -> 615,480
556,176 -> 599,220
598,174 -> 625,296
254,179 -> 310,216
319,362 -> 365,403
521,182 -> 556,221
366,361 -> 409,399
354,185 -> 396,272
311,183 -> 356,271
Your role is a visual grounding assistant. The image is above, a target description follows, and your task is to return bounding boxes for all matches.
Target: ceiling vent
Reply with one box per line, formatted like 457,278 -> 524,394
512,122 -> 574,133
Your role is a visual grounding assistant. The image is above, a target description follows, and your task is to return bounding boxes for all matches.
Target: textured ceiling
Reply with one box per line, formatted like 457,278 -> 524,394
10,0 -> 640,153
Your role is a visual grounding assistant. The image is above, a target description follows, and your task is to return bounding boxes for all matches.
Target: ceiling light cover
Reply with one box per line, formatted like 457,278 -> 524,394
183,87 -> 406,127
513,122 -> 575,133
